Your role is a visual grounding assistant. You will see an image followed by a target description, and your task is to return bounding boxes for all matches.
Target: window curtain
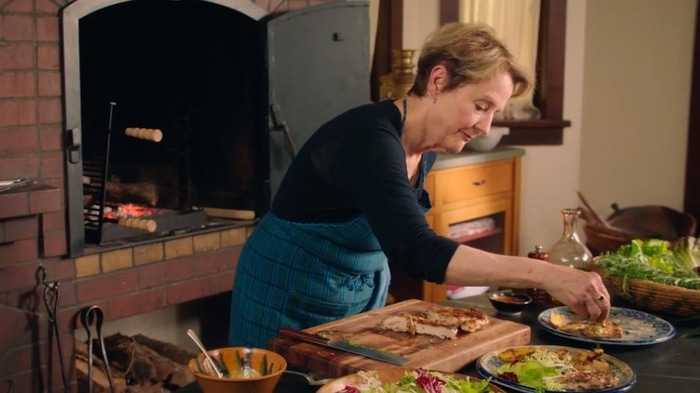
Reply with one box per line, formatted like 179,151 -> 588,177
460,0 -> 541,120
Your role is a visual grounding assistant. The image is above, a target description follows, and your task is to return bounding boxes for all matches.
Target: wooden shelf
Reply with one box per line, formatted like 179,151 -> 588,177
449,227 -> 503,244
494,119 -> 571,128
496,119 -> 571,145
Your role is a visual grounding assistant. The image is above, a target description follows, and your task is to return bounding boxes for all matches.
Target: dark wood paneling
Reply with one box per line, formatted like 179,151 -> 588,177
440,0 -> 459,24
684,1 -> 700,227
371,0 -> 403,101
535,0 -> 567,120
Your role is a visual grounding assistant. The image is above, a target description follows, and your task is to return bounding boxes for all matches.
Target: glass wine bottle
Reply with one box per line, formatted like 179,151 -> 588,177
548,208 -> 593,270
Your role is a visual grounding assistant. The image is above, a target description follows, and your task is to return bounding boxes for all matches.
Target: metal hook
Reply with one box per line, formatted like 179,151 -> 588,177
37,266 -> 69,392
43,282 -> 59,323
81,306 -> 115,393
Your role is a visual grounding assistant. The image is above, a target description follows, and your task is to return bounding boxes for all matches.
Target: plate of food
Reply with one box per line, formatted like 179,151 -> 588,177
317,367 -> 505,393
477,345 -> 636,393
538,306 -> 675,345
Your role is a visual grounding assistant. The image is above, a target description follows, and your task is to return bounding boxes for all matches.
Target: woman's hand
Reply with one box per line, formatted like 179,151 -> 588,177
541,265 -> 611,322
444,246 -> 610,321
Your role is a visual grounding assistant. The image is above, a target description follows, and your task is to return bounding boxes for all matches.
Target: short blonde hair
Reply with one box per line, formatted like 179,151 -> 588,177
408,23 -> 530,98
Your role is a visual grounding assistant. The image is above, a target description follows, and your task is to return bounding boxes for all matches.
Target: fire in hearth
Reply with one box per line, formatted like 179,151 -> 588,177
104,204 -> 160,221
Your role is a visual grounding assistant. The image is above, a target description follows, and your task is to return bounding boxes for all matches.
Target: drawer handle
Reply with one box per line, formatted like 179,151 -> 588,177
472,179 -> 487,186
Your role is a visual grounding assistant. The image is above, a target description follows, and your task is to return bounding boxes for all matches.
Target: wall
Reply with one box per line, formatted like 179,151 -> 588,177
403,0 -> 440,52
518,0 -> 587,253
579,0 -> 696,216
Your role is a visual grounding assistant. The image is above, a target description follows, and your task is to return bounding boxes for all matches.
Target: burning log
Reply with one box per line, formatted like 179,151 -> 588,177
105,181 -> 159,207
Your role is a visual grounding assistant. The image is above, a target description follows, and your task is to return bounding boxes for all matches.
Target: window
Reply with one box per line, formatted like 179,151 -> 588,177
442,0 -> 571,145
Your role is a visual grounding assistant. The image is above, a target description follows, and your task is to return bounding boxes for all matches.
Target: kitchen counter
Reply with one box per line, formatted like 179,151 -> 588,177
177,294 -> 698,393
433,146 -> 525,171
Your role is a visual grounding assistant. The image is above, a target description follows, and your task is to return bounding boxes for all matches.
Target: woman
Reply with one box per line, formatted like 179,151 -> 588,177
229,23 -> 610,348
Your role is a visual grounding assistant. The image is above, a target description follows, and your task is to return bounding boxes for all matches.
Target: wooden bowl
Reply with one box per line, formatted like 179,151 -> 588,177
188,347 -> 287,393
317,367 -> 505,393
607,205 -> 697,239
583,225 -> 630,255
583,205 -> 697,255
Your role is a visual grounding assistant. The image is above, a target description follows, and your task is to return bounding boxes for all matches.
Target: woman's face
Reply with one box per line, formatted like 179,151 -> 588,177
425,71 -> 514,154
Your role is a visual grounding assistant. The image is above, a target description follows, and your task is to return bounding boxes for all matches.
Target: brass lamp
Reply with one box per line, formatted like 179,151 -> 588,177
379,49 -> 417,100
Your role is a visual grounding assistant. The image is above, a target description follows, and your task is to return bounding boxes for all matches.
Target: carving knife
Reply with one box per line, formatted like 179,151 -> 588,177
278,328 -> 408,366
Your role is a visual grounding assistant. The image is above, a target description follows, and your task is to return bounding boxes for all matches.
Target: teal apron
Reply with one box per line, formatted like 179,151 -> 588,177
228,212 -> 390,348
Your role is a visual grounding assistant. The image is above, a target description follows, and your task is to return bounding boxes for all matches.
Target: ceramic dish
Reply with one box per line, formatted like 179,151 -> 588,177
477,345 -> 636,393
187,347 -> 287,393
317,367 -> 505,393
488,290 -> 533,315
538,306 -> 675,346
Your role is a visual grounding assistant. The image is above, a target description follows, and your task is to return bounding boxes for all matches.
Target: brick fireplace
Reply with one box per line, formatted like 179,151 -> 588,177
0,0 -> 360,392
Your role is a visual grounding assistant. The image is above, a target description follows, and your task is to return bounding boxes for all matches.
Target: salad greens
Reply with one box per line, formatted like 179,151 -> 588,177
596,238 -> 700,290
496,361 -> 559,391
338,370 -> 491,393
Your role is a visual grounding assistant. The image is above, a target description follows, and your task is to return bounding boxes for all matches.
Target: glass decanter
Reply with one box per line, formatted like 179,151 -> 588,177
548,208 -> 593,270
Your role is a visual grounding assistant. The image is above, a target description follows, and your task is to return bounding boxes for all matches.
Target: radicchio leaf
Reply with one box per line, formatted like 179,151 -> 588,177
415,369 -> 446,393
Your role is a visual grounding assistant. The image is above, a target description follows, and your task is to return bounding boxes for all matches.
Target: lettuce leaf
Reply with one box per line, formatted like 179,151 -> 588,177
497,360 -> 558,390
596,238 -> 700,289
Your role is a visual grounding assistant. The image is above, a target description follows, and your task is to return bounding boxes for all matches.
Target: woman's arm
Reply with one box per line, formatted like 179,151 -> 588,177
444,245 -> 611,321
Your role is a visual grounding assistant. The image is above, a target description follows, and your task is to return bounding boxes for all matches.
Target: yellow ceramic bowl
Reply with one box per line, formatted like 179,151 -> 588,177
188,347 -> 287,393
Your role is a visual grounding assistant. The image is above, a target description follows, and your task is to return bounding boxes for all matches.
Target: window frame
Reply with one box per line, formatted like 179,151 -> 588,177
441,0 -> 571,145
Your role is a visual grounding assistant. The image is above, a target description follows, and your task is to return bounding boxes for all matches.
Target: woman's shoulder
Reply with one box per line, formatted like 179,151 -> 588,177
327,100 -> 402,133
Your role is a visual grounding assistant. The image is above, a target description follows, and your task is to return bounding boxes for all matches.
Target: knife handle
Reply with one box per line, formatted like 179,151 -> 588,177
278,328 -> 329,346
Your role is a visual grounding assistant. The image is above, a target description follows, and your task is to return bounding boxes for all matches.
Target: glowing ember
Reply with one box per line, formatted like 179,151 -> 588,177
104,203 -> 159,220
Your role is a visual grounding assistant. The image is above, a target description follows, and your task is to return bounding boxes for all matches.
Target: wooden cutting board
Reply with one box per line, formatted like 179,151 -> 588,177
270,299 -> 531,378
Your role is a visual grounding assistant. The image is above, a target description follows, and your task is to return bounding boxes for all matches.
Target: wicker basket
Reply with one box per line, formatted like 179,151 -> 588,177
604,275 -> 700,317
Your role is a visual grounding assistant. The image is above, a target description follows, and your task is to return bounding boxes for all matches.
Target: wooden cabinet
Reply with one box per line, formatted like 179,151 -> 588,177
389,157 -> 521,304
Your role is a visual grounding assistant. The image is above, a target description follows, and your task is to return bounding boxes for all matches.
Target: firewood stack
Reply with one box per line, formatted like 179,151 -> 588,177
76,334 -> 196,393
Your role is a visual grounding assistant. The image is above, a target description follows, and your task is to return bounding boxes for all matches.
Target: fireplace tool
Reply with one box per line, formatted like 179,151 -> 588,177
80,305 -> 115,393
83,102 -> 117,244
38,266 -> 70,393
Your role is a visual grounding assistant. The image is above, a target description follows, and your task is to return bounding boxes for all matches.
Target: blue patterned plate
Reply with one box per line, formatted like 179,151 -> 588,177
477,345 -> 636,393
538,306 -> 676,346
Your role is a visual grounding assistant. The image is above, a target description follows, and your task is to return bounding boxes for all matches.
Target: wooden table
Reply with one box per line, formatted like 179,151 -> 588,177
177,295 -> 700,393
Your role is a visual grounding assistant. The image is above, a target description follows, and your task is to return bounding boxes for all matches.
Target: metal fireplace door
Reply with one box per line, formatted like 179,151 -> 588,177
267,0 -> 370,199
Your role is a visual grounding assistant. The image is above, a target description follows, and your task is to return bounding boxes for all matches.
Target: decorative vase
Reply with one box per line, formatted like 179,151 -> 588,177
548,208 -> 593,270
379,49 -> 416,100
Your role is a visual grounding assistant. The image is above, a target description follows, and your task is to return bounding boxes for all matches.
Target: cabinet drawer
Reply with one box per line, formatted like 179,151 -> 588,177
436,160 -> 513,205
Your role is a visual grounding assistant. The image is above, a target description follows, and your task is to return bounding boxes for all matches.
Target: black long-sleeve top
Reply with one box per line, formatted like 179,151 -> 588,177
272,100 -> 459,283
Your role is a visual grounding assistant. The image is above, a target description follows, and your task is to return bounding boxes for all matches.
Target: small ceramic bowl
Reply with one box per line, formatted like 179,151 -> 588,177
466,127 -> 509,152
488,290 -> 533,315
188,347 -> 287,393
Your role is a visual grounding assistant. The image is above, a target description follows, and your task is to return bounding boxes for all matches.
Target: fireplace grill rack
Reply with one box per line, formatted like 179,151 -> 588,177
82,103 -> 207,244
82,102 -> 116,244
